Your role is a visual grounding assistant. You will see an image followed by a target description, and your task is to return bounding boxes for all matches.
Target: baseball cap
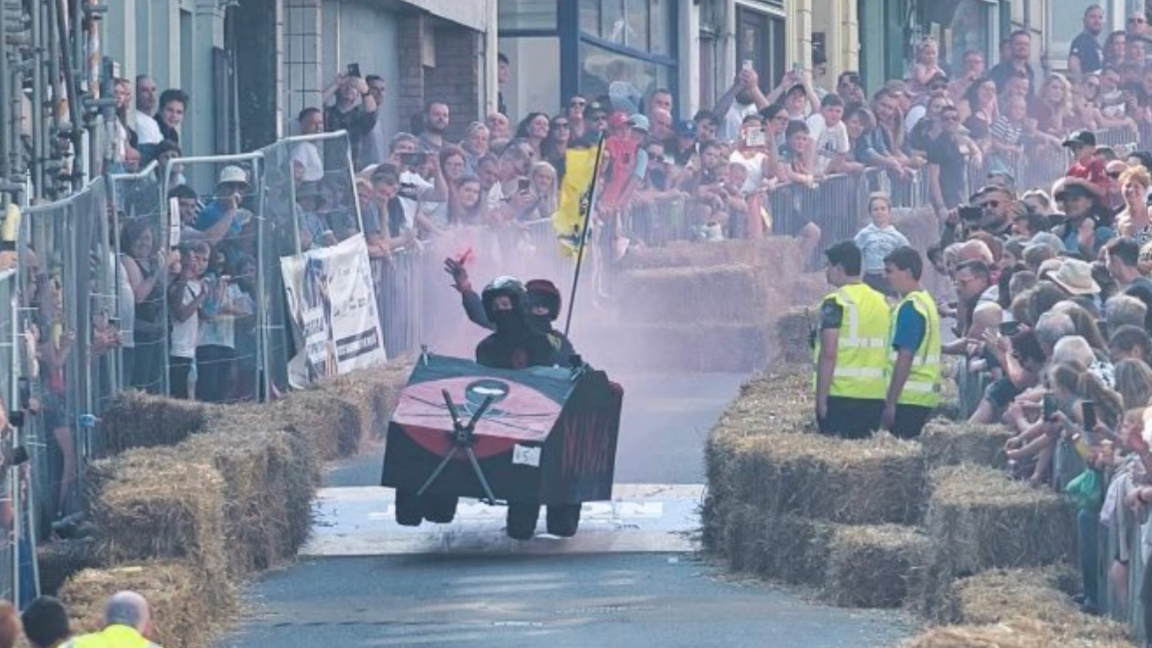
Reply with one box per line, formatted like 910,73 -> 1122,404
629,114 -> 650,132
676,120 -> 697,137
1062,130 -> 1096,148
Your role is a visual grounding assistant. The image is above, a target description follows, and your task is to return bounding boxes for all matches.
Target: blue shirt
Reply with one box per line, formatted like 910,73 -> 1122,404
892,301 -> 926,353
194,200 -> 242,237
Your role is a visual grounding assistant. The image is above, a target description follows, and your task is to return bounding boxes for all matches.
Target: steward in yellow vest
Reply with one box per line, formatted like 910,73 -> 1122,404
63,592 -> 163,648
814,241 -> 891,438
881,246 -> 941,439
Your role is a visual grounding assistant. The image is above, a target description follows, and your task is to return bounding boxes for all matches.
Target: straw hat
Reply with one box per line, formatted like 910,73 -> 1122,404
217,165 -> 249,188
1048,259 -> 1100,295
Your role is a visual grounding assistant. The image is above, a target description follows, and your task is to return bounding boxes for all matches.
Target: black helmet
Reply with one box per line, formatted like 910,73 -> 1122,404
525,279 -> 562,321
481,276 -> 526,322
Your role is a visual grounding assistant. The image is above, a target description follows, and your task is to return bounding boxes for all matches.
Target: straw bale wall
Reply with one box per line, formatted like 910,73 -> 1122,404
56,358 -> 414,648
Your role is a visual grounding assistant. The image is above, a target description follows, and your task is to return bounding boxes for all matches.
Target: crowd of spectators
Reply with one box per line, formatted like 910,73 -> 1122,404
874,5 -> 1152,638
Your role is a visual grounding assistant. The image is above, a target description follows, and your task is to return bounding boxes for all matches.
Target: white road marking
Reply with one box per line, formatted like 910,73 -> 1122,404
302,483 -> 704,557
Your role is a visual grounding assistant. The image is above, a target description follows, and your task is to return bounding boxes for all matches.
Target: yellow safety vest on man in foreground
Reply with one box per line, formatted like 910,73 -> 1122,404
813,241 -> 891,439
881,246 -> 942,439
63,592 -> 162,648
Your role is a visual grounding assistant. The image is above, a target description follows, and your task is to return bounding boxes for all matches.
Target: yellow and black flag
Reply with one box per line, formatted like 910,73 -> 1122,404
553,136 -> 604,258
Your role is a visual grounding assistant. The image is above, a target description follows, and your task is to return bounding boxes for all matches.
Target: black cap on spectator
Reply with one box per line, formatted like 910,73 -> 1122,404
1062,130 -> 1096,148
676,120 -> 697,137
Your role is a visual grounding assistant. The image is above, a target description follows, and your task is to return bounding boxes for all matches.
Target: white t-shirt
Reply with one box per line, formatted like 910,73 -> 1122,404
905,104 -> 928,134
291,142 -> 324,182
723,103 -> 759,143
398,170 -> 434,230
170,279 -> 202,359
199,284 -> 253,350
132,109 -> 163,146
805,113 -> 850,175
728,150 -> 769,194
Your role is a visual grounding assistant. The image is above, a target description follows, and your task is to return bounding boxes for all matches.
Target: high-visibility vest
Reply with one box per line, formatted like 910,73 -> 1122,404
889,289 -> 942,407
814,282 -> 891,400
64,625 -> 163,648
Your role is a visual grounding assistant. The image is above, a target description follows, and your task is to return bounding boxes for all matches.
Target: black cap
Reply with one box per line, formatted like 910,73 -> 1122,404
1054,183 -> 1095,202
1062,130 -> 1096,148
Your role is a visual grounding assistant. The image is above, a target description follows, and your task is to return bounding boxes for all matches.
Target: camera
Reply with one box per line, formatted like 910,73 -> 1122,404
998,321 -> 1021,337
959,205 -> 983,222
399,152 -> 424,168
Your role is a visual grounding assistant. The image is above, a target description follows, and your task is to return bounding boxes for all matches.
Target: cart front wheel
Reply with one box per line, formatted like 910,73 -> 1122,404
394,488 -> 423,526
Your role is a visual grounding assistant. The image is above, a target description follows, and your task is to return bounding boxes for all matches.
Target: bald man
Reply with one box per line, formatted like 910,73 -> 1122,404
65,591 -> 160,648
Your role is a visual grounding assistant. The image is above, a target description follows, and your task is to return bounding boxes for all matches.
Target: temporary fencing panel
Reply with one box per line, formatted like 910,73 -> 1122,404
163,153 -> 267,402
20,178 -> 113,531
109,162 -> 166,398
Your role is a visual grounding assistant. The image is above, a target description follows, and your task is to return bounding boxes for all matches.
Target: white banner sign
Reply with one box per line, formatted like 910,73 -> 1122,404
281,233 -> 386,386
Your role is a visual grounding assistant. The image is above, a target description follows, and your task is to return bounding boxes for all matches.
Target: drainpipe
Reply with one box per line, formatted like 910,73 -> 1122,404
484,0 -> 497,116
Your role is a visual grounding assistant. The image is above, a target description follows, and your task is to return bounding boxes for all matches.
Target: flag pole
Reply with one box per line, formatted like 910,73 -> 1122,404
562,132 -> 605,340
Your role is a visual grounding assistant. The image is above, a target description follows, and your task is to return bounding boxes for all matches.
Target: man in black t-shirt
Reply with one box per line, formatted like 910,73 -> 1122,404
927,106 -> 968,216
1069,5 -> 1105,78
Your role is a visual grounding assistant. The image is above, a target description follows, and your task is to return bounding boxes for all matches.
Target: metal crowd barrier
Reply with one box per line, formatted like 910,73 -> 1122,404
19,178 -> 114,534
768,169 -> 881,245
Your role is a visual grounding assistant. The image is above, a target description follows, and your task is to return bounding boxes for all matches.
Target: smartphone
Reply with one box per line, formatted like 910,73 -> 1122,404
959,205 -> 983,222
518,177 -> 531,193
399,152 -> 423,168
746,129 -> 767,148
792,62 -> 802,73
347,63 -> 361,78
742,59 -> 753,72
1042,393 -> 1057,422
1082,400 -> 1097,432
999,321 -> 1021,337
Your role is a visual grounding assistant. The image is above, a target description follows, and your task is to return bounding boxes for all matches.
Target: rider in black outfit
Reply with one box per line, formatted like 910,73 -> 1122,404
474,277 -> 582,539
445,257 -> 577,365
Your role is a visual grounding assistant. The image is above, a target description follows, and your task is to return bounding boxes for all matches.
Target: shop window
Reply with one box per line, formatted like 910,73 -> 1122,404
580,41 -> 671,111
580,0 -> 674,56
498,0 -> 558,31
937,0 -> 994,75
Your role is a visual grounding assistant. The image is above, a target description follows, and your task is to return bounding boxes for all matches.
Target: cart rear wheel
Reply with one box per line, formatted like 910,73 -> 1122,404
546,503 -> 582,537
506,502 -> 540,540
422,494 -> 459,523
394,488 -> 423,526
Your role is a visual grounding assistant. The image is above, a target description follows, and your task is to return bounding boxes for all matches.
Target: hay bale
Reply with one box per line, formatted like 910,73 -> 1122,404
921,419 -> 1011,469
37,539 -> 100,596
942,568 -> 1136,647
616,265 -> 771,325
318,360 -> 414,442
270,388 -> 363,461
925,465 -> 1075,578
176,421 -> 316,576
60,561 -> 229,648
900,620 -> 1057,648
721,432 -> 926,525
775,307 -> 814,366
88,448 -> 228,587
715,505 -> 832,585
823,524 -> 930,608
620,240 -> 750,270
97,392 -> 209,457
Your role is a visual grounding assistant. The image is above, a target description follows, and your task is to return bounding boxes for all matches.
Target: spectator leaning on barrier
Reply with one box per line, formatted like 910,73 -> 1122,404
882,246 -> 942,438
64,591 -> 160,648
813,241 -> 891,439
21,596 -> 71,648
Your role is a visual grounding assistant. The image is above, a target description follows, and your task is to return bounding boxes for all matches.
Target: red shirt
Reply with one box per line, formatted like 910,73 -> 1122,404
1066,157 -> 1108,189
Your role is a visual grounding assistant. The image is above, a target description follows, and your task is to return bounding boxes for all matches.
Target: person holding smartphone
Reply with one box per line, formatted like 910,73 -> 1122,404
322,69 -> 378,168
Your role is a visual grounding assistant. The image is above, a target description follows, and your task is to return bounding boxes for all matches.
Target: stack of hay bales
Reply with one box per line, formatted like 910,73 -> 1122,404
705,370 -> 1092,623
53,358 -> 414,648
704,370 -> 932,609
604,237 -> 818,372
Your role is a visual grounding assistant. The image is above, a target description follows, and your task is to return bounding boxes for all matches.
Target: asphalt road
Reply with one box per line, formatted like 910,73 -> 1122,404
218,372 -> 918,648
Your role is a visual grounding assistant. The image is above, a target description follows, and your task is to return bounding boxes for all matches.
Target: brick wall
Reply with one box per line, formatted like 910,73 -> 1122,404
396,14 -> 481,141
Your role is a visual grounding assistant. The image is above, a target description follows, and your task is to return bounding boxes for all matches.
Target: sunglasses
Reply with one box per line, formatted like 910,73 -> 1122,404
570,99 -> 587,106
552,121 -> 570,128
1108,171 -> 1123,179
